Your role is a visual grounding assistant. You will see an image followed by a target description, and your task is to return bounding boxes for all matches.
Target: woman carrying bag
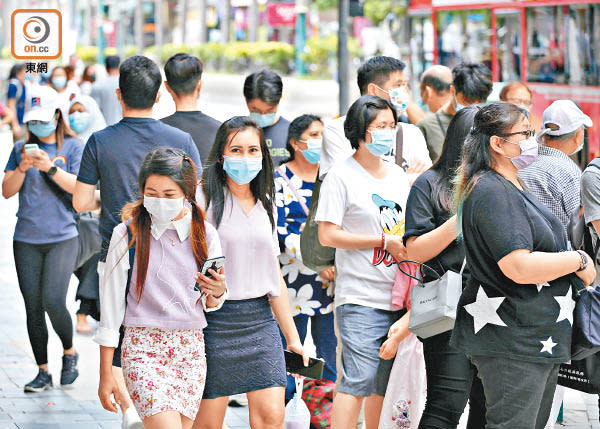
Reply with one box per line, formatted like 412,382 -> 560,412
194,116 -> 307,429
403,106 -> 486,428
275,114 -> 337,402
316,95 -> 410,429
451,102 -> 596,428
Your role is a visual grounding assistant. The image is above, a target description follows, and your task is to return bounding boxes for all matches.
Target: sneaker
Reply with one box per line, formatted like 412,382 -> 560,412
228,393 -> 248,407
24,369 -> 53,393
122,407 -> 144,429
60,352 -> 79,385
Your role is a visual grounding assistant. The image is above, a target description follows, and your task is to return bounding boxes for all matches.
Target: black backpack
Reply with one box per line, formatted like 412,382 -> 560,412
568,158 -> 600,262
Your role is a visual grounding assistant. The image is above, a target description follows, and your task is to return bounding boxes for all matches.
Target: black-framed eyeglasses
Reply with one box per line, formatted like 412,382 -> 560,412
499,129 -> 535,139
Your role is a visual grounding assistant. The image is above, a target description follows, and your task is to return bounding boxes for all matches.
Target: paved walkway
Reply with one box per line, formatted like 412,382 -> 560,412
0,117 -> 599,428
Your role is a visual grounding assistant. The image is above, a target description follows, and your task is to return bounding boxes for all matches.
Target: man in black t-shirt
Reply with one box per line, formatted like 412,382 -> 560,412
161,53 -> 221,165
243,69 -> 290,167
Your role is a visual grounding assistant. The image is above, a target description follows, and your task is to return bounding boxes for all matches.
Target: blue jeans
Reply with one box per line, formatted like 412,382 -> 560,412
281,312 -> 337,401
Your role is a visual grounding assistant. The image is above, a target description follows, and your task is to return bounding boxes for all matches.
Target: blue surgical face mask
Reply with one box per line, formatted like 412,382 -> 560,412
28,120 -> 57,138
223,156 -> 263,185
52,76 -> 67,89
299,138 -> 322,164
69,111 -> 91,135
366,128 -> 396,157
41,70 -> 51,79
249,112 -> 276,128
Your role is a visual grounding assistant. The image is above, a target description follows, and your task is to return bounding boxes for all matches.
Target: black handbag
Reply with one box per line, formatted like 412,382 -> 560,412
571,275 -> 600,360
40,171 -> 101,270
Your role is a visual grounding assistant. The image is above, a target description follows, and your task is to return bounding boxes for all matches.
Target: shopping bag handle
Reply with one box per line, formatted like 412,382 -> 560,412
396,260 -> 442,283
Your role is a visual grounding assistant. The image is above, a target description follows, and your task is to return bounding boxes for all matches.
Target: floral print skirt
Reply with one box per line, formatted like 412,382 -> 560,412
121,326 -> 207,420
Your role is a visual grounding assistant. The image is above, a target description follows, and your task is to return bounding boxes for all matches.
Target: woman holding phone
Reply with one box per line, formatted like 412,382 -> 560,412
96,148 -> 227,429
2,85 -> 83,392
194,116 -> 308,429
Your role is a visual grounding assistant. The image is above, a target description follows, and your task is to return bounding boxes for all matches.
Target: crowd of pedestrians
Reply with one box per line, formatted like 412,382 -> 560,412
0,50 -> 597,429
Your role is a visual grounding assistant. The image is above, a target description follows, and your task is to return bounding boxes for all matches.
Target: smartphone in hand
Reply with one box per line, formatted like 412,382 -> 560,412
24,143 -> 40,157
284,350 -> 325,380
194,256 -> 225,292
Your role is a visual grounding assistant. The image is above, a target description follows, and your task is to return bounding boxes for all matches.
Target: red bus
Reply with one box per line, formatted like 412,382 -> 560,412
406,0 -> 600,162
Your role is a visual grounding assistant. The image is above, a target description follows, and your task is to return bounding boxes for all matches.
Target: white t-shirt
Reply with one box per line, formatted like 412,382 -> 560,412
315,156 -> 410,311
319,116 -> 432,181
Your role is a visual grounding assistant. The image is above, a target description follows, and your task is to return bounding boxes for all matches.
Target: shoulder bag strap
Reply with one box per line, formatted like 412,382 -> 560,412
395,124 -> 404,167
125,225 -> 135,300
435,112 -> 445,135
277,165 -> 309,216
459,258 -> 467,275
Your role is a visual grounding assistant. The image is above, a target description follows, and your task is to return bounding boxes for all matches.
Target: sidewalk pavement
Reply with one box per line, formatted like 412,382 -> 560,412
0,130 -> 598,429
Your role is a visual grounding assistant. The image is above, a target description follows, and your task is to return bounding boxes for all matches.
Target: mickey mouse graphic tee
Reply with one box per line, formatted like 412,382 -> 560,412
316,156 -> 410,311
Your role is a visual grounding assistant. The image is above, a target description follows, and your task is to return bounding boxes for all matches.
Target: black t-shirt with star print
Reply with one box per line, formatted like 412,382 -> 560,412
450,171 -> 573,363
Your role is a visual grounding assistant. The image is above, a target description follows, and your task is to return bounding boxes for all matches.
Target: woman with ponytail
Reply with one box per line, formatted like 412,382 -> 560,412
450,102 -> 596,428
95,148 -> 228,429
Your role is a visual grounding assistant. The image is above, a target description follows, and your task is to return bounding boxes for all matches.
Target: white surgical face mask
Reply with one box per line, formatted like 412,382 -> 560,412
143,196 -> 185,224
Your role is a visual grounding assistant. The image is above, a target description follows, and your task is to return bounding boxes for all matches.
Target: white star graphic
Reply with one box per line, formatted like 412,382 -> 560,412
540,337 -> 557,354
554,286 -> 576,326
464,286 -> 507,334
536,282 -> 551,292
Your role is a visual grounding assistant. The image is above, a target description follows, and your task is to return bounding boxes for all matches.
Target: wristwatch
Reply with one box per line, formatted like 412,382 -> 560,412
576,250 -> 588,272
47,165 -> 57,177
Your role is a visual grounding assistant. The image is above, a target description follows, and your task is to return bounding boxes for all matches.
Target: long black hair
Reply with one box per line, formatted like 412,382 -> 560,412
26,108 -> 75,151
202,116 -> 276,230
121,148 -> 208,301
284,114 -> 322,163
430,106 -> 479,213
454,102 -> 527,232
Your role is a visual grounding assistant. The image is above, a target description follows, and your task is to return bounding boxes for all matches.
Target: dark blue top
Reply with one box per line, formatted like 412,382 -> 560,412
7,80 -> 26,125
76,117 -> 202,258
264,117 -> 291,167
5,137 -> 84,244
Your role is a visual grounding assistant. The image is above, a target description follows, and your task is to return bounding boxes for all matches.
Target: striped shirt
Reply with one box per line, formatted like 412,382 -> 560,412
518,146 -> 582,234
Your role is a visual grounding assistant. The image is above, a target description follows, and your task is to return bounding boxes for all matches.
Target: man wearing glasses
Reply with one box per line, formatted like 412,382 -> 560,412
499,81 -> 542,132
519,100 -> 591,234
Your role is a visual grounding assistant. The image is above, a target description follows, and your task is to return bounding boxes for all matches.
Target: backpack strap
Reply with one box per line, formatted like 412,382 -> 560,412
114,224 -> 135,369
125,224 -> 135,300
395,124 -> 404,167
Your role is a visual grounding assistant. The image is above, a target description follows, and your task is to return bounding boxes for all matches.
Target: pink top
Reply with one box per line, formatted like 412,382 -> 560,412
202,190 -> 282,300
94,213 -> 226,348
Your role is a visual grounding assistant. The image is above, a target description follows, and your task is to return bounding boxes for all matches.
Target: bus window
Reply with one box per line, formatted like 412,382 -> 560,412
527,5 -> 600,86
436,10 -> 492,70
496,9 -> 522,81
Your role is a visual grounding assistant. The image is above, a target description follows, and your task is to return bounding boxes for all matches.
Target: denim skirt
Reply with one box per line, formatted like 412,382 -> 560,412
202,295 -> 287,399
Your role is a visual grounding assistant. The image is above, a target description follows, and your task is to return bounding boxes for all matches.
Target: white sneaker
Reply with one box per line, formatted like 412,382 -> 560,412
122,407 -> 144,429
228,393 -> 248,407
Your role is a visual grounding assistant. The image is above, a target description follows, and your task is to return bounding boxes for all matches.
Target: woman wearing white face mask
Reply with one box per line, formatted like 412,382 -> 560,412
68,96 -> 107,144
274,114 -> 337,402
193,116 -> 308,429
96,148 -> 228,429
316,95 -> 411,429
451,102 -> 596,429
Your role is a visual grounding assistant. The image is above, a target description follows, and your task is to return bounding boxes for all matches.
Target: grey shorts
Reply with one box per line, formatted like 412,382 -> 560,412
336,304 -> 403,397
